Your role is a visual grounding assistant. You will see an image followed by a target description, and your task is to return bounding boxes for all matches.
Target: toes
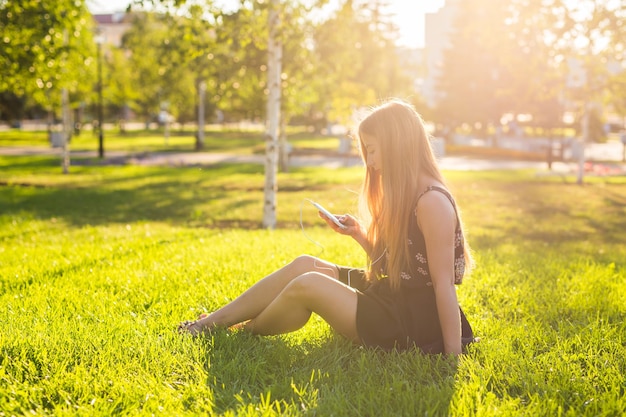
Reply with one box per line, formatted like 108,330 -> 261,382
177,320 -> 194,333
177,314 -> 214,337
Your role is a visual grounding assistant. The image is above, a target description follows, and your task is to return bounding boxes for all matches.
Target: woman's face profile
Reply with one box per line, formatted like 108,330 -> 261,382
361,134 -> 382,173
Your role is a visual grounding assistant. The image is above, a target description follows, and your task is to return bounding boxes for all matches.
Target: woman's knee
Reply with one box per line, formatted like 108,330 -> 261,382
291,255 -> 337,278
282,272 -> 324,301
289,255 -> 329,276
290,255 -> 316,270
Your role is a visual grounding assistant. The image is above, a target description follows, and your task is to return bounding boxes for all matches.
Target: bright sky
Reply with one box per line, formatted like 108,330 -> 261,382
87,0 -> 446,49
386,0 -> 446,48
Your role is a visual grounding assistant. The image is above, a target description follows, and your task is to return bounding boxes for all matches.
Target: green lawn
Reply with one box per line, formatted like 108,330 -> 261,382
0,127 -> 342,156
0,153 -> 625,416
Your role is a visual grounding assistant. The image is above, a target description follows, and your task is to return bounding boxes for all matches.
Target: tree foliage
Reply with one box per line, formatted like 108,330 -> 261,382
0,0 -> 95,116
120,12 -> 177,124
111,0 -> 416,127
6,0 -> 622,138
312,0 -> 412,124
608,69 -> 626,123
434,0 -> 625,138
434,0 -> 516,133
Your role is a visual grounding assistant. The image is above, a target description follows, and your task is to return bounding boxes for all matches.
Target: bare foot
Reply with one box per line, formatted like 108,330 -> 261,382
178,313 -> 250,336
177,313 -> 213,336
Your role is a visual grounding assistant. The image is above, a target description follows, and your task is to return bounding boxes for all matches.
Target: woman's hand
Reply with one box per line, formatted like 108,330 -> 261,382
319,212 -> 372,257
319,212 -> 362,236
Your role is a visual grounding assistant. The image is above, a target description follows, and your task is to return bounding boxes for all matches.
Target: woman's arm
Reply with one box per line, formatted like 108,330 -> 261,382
417,192 -> 462,355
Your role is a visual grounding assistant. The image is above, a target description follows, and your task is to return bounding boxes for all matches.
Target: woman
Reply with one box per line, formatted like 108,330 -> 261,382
179,99 -> 475,355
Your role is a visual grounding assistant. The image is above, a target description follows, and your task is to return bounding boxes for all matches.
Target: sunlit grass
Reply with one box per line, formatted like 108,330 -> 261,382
1,159 -> 625,415
0,127 -> 343,156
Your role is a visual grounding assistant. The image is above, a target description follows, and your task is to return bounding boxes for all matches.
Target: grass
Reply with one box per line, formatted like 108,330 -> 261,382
0,151 -> 625,416
0,127 -> 343,156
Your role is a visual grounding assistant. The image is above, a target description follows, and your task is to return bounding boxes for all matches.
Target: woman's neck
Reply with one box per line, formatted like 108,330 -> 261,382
418,175 -> 443,192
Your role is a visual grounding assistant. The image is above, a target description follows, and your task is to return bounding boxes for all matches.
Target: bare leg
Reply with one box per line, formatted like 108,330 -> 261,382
181,255 -> 339,335
245,272 -> 360,343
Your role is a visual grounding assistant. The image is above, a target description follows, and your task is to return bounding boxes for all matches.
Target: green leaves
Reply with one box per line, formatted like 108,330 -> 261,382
0,0 -> 95,108
434,0 -> 626,136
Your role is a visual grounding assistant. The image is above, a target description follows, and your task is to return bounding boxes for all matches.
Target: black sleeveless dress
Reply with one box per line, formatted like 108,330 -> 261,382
337,186 -> 475,353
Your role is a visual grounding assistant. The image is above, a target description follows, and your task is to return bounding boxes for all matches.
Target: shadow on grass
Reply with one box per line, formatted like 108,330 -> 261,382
468,181 -> 626,248
199,331 -> 458,415
0,162 -> 271,227
0,155 -> 66,170
1,159 -> 343,229
2,182 -> 219,225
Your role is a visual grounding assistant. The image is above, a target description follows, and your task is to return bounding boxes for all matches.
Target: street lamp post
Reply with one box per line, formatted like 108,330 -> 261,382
95,34 -> 104,159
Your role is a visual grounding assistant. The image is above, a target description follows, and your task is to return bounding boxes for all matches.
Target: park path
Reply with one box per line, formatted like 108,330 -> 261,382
1,145 -> 624,175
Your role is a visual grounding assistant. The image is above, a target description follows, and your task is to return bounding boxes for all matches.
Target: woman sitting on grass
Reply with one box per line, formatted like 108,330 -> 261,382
179,98 -> 475,355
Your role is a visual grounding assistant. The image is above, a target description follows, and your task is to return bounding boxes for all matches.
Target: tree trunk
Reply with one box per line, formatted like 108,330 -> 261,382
196,80 -> 206,150
279,115 -> 289,173
577,102 -> 589,185
61,28 -> 71,174
263,1 -> 282,229
61,87 -> 71,174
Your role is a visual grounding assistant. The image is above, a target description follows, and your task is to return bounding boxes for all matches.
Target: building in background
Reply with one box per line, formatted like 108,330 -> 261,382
421,0 -> 458,109
93,12 -> 132,47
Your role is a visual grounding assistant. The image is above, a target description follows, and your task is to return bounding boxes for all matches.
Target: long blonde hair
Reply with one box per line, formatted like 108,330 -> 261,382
357,99 -> 471,289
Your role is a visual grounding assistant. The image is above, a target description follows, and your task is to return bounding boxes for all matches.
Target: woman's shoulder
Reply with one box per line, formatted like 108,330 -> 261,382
416,184 -> 452,202
414,185 -> 457,226
416,184 -> 454,210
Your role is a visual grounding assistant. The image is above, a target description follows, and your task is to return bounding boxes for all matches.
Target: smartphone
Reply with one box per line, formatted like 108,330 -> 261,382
310,201 -> 347,229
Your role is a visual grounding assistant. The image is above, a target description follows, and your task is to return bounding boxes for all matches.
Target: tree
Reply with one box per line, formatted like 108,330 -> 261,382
502,0 -> 625,180
353,0 -> 407,97
313,1 -> 366,124
164,3 -> 221,147
128,0 -> 418,227
503,0 -> 567,130
0,0 -> 96,121
549,0 -> 625,183
263,0 -> 282,229
312,0 -> 413,126
608,70 -> 626,129
1,0 -> 95,173
609,70 -> 626,161
121,12 -> 177,128
103,47 -> 139,133
209,4 -> 268,121
434,0 -> 513,136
